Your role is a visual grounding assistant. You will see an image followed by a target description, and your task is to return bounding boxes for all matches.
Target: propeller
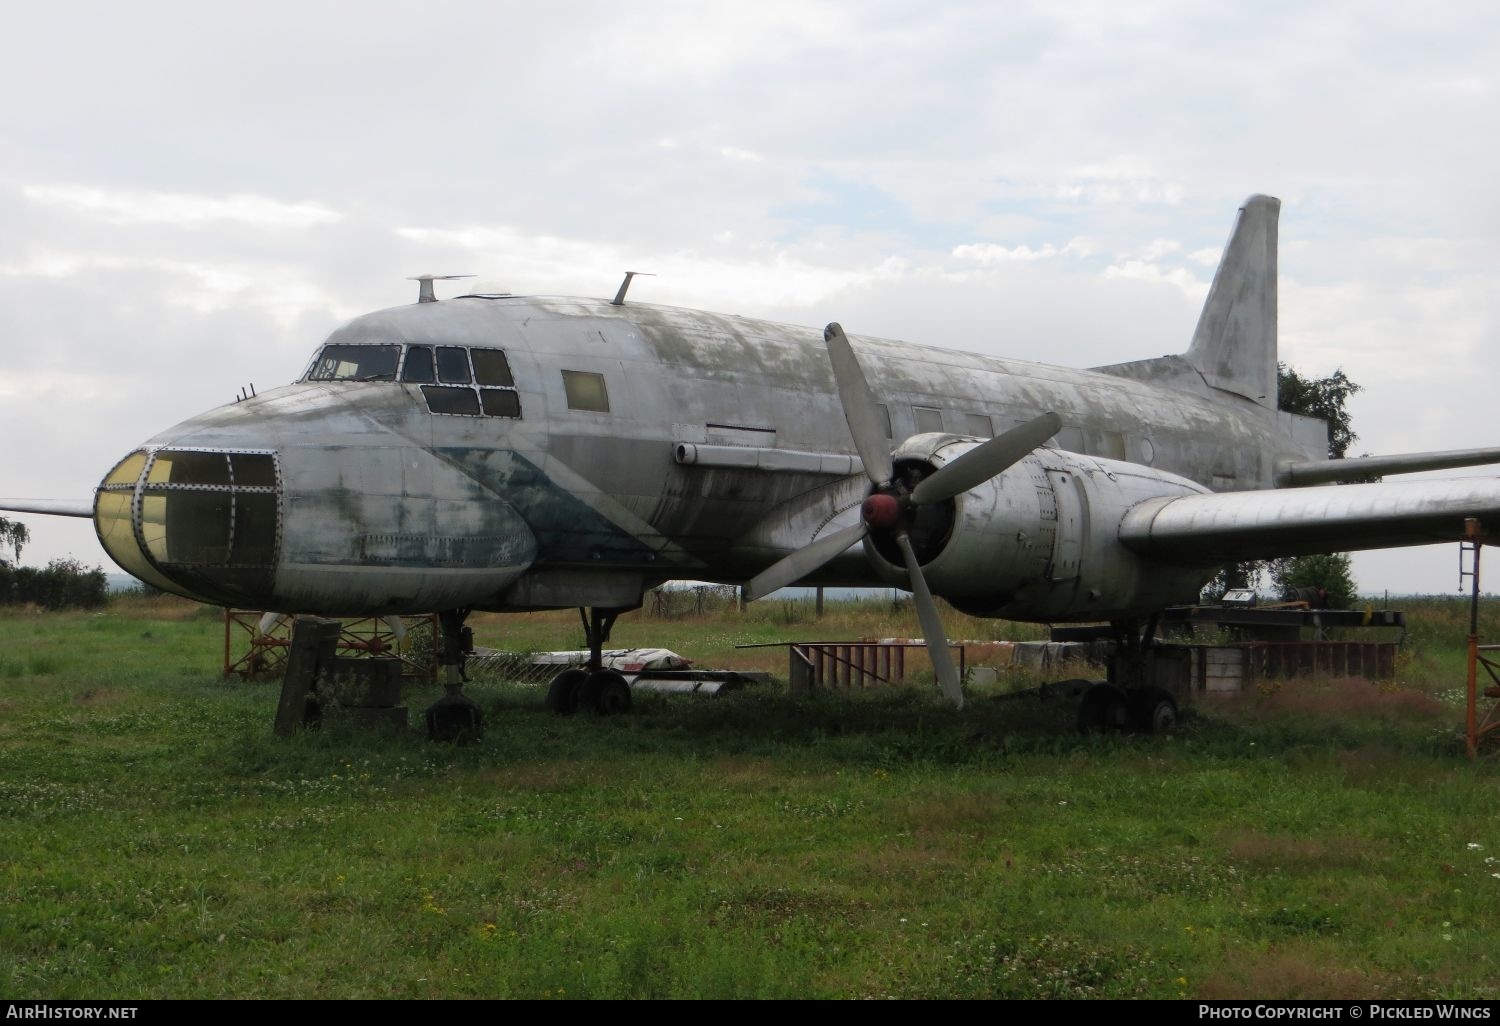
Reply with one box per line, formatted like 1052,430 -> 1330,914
895,531 -> 965,709
826,323 -> 894,488
745,322 -> 1064,710
744,520 -> 868,600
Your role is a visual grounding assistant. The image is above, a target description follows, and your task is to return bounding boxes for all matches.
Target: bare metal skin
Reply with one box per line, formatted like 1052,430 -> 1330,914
8,195 -> 1500,629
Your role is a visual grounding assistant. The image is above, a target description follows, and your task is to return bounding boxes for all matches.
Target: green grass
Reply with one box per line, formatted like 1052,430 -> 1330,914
1,597 -> 1498,998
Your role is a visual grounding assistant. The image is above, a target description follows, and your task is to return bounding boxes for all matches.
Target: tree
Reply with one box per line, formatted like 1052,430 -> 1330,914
1272,363 -> 1362,606
0,515 -> 28,565
1269,552 -> 1358,610
1277,363 -> 1361,459
0,516 -> 108,609
2,558 -> 108,609
1203,364 -> 1364,601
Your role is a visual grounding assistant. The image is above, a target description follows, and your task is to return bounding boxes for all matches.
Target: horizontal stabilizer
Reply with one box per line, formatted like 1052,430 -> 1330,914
0,498 -> 94,519
1277,447 -> 1500,487
1119,477 -> 1500,563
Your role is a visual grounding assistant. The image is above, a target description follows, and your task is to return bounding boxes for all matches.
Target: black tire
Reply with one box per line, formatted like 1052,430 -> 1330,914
545,668 -> 589,715
582,670 -> 632,715
1047,678 -> 1095,701
425,692 -> 484,743
1129,687 -> 1179,734
1077,682 -> 1128,734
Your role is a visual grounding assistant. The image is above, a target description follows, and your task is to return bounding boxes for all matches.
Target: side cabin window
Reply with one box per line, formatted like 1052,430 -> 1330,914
962,413 -> 993,438
306,344 -> 401,382
913,405 -> 943,434
562,370 -> 610,413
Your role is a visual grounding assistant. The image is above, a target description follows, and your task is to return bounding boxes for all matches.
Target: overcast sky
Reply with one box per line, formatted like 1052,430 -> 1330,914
2,1 -> 1497,596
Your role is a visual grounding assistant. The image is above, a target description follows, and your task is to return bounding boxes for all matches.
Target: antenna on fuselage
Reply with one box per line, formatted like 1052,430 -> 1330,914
611,271 -> 655,306
407,274 -> 474,304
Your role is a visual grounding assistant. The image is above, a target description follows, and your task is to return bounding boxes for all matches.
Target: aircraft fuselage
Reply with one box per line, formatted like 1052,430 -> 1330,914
93,294 -> 1319,619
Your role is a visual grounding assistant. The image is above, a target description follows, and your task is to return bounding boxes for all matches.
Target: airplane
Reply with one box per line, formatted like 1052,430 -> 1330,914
7,193 -> 1500,736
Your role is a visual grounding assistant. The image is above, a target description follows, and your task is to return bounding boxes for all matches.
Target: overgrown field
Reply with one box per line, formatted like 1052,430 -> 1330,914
2,596 -> 1498,999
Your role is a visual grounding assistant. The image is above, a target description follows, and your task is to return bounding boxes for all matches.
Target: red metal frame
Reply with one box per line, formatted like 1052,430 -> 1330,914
223,610 -> 439,682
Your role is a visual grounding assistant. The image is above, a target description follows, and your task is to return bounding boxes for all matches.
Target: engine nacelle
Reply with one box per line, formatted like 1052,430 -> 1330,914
863,434 -> 1216,622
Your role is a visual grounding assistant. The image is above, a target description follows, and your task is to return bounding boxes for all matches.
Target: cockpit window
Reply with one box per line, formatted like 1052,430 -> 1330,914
480,389 -> 521,417
421,385 -> 481,416
306,344 -> 401,382
401,345 -> 435,383
300,341 -> 522,419
472,349 -> 515,387
436,346 -> 471,384
419,345 -> 521,420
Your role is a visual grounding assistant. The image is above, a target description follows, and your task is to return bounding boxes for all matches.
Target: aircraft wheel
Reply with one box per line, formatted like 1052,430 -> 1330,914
545,669 -> 589,715
1077,683 -> 1128,735
1129,687 -> 1179,734
1046,678 -> 1094,702
582,670 -> 632,715
425,690 -> 484,744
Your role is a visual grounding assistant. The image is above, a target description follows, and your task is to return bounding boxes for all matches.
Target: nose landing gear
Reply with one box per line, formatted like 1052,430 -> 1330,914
424,608 -> 484,743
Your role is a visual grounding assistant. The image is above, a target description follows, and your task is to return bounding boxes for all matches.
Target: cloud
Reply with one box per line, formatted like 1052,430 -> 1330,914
1103,259 -> 1207,299
0,251 -> 348,329
396,222 -> 905,310
952,239 -> 1094,264
22,185 -> 342,229
1137,238 -> 1181,261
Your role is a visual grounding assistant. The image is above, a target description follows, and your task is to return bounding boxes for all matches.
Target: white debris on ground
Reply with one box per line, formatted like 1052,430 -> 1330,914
467,647 -> 692,678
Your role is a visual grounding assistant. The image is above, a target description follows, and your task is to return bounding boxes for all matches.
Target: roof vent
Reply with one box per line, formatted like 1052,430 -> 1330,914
457,279 -> 514,299
406,274 -> 473,304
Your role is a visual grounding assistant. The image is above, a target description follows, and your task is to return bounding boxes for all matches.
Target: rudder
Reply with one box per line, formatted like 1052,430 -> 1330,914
1186,194 -> 1279,408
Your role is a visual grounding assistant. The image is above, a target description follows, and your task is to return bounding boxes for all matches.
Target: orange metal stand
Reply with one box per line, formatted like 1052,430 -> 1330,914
1462,520 -> 1500,758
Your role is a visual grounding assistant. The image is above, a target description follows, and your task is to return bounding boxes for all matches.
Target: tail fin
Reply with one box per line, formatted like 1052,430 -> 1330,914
1186,194 -> 1279,408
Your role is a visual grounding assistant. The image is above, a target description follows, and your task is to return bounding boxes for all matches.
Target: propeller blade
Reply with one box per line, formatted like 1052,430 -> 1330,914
895,532 -> 964,710
909,411 -> 1062,507
743,521 -> 869,602
824,322 -> 895,488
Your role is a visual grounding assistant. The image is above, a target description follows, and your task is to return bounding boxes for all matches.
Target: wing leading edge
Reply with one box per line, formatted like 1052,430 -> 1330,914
0,499 -> 94,518
1118,478 -> 1500,564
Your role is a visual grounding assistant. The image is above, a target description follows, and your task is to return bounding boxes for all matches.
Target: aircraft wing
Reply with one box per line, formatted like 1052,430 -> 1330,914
1276,445 -> 1500,486
1118,477 -> 1500,563
0,498 -> 94,518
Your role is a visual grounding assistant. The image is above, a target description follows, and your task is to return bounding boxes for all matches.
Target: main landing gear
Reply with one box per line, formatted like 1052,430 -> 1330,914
545,606 -> 634,716
1074,616 -> 1179,735
1075,682 -> 1178,735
